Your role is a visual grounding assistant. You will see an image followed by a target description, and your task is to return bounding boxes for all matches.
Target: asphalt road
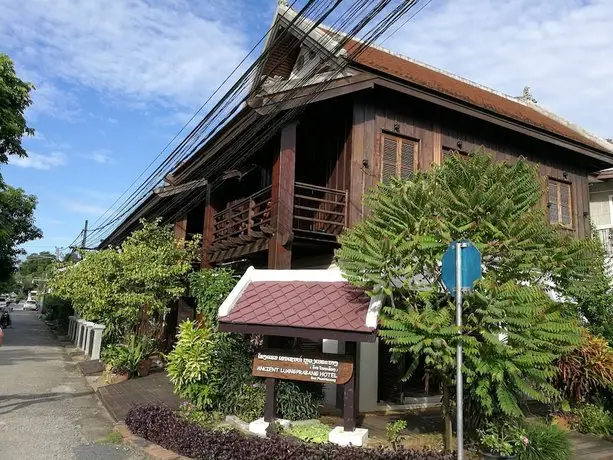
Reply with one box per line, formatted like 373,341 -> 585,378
0,310 -> 145,460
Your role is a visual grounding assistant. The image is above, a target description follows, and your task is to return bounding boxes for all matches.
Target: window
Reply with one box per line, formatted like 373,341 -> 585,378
442,146 -> 469,161
381,133 -> 418,182
548,179 -> 572,227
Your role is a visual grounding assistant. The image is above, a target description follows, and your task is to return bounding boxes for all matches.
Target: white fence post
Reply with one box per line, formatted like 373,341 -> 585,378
91,324 -> 105,360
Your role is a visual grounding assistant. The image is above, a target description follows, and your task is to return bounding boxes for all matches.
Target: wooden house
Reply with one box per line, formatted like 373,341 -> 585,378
101,4 -> 613,412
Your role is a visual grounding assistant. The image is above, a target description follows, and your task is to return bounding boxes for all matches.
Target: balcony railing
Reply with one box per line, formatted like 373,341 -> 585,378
212,186 -> 272,247
210,182 -> 347,249
293,182 -> 347,238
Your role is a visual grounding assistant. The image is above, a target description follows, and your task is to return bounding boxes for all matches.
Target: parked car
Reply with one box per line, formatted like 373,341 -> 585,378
24,300 -> 38,311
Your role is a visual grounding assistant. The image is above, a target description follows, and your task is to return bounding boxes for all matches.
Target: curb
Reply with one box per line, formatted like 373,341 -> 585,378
115,422 -> 191,460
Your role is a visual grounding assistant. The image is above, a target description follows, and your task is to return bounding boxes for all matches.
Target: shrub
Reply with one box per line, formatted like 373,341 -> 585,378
276,381 -> 324,421
102,334 -> 154,378
558,330 -> 613,403
42,295 -> 73,329
125,404 -> 456,460
387,419 -> 408,449
517,423 -> 571,460
572,403 -> 613,437
188,268 -> 236,327
165,321 -> 220,409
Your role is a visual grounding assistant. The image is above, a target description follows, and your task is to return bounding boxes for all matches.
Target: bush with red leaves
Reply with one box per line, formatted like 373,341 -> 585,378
125,404 -> 456,460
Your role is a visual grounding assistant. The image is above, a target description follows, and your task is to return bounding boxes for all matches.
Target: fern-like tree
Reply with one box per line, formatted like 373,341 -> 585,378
337,153 -> 595,443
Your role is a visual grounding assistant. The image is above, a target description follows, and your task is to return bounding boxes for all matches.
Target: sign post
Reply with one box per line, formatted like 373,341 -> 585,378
441,240 -> 481,460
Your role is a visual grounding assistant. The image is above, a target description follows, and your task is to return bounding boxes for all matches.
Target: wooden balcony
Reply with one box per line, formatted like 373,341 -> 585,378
208,182 -> 347,260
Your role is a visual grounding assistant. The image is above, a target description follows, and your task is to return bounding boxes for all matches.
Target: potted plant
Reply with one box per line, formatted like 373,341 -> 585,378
478,421 -> 529,460
101,345 -> 131,383
136,336 -> 157,377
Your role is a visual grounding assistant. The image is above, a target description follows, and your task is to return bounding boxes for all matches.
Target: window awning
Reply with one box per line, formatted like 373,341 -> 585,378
217,267 -> 381,342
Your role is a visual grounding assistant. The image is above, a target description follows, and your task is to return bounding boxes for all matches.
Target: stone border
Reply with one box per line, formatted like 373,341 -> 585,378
115,422 -> 191,460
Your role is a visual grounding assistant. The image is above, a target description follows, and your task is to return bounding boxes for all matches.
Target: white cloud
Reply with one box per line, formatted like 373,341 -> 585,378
9,152 -> 67,170
80,149 -> 114,165
0,0 -> 251,110
61,200 -> 109,216
381,0 -> 613,138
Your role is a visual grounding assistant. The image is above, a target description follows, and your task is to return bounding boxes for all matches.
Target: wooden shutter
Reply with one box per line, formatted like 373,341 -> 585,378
548,181 -> 558,224
548,179 -> 572,227
382,136 -> 397,183
400,139 -> 416,179
381,133 -> 418,182
559,182 -> 572,227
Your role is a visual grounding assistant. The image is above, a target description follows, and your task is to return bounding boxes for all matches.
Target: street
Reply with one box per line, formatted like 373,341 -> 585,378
0,309 -> 145,460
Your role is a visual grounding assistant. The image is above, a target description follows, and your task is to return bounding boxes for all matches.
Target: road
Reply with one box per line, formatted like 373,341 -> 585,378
0,309 -> 145,460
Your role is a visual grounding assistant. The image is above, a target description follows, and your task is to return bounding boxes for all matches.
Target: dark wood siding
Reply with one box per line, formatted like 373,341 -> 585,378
349,88 -> 591,237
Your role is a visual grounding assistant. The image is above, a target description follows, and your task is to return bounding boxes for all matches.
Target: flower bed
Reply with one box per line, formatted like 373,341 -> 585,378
125,404 -> 456,460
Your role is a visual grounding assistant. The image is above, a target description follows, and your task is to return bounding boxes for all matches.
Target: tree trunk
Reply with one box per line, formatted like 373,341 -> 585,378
442,381 -> 453,451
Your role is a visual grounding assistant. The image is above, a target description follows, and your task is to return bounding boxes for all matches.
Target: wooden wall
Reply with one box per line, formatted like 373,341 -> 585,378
349,88 -> 591,237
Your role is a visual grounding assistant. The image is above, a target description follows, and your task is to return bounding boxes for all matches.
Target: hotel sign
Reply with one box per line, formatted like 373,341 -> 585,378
252,349 -> 353,384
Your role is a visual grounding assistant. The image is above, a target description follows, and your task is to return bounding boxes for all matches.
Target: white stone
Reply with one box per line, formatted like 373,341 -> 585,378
328,427 -> 369,447
248,418 -> 291,437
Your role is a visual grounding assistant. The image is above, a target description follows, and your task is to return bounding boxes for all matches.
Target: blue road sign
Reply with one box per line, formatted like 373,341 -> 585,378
441,240 -> 482,296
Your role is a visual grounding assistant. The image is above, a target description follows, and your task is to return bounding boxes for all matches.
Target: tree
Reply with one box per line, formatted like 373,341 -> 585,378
336,153 -> 591,434
0,53 -> 35,163
49,220 -> 200,343
0,185 -> 42,283
13,251 -> 56,295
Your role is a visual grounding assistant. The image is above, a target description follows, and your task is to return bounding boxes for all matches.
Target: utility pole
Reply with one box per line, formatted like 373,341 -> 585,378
81,220 -> 89,250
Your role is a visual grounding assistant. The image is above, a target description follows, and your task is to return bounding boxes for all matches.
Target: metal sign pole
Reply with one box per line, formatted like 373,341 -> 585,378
455,242 -> 464,460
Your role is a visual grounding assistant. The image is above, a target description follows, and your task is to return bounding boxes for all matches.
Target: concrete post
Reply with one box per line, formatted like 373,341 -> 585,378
68,316 -> 75,340
91,324 -> 105,360
83,322 -> 94,353
77,319 -> 85,348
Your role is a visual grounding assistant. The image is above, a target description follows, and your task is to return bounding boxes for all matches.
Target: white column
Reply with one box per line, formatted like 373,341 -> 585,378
322,339 -> 339,406
359,339 -> 379,412
68,316 -> 75,340
91,324 -> 105,360
77,319 -> 85,348
83,322 -> 94,353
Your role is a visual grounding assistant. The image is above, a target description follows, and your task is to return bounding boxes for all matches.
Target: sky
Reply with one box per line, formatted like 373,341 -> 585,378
1,0 -> 612,255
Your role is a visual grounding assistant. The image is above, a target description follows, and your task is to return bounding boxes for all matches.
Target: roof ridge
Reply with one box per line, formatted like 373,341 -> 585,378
317,22 -> 613,154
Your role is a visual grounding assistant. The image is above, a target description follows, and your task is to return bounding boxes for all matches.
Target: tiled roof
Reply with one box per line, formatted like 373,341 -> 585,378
223,281 -> 373,332
343,40 -> 609,153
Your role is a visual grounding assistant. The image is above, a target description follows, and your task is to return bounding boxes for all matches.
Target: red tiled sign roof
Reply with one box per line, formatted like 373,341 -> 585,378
222,281 -> 373,332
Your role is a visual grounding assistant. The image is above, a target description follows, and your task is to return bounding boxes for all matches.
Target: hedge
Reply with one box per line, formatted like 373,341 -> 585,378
125,404 -> 456,460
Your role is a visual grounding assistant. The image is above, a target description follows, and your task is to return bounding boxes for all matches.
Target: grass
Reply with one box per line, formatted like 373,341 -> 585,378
283,421 -> 331,443
101,430 -> 123,444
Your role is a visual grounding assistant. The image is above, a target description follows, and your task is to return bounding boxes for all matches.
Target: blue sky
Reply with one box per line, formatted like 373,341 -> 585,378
1,0 -> 612,255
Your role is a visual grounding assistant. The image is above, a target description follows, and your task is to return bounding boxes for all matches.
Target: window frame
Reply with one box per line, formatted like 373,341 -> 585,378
547,178 -> 573,229
380,132 -> 419,182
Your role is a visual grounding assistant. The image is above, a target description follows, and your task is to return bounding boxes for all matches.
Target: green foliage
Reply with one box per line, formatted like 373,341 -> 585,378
564,239 -> 613,343
0,185 -> 42,283
166,321 -> 220,409
386,419 -> 408,449
557,329 -> 613,403
178,401 -> 223,428
102,334 -> 156,378
337,153 -> 589,423
189,268 -> 236,327
571,403 -> 613,437
285,421 -> 331,443
276,381 -> 324,421
49,220 -> 200,342
478,420 -> 528,456
0,54 -> 35,162
42,294 -> 73,329
518,422 -> 571,460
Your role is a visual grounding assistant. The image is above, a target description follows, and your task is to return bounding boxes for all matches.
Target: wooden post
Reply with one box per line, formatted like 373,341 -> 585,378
174,218 -> 187,242
268,122 -> 297,269
201,185 -> 215,268
343,341 -> 358,431
264,378 -> 277,423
